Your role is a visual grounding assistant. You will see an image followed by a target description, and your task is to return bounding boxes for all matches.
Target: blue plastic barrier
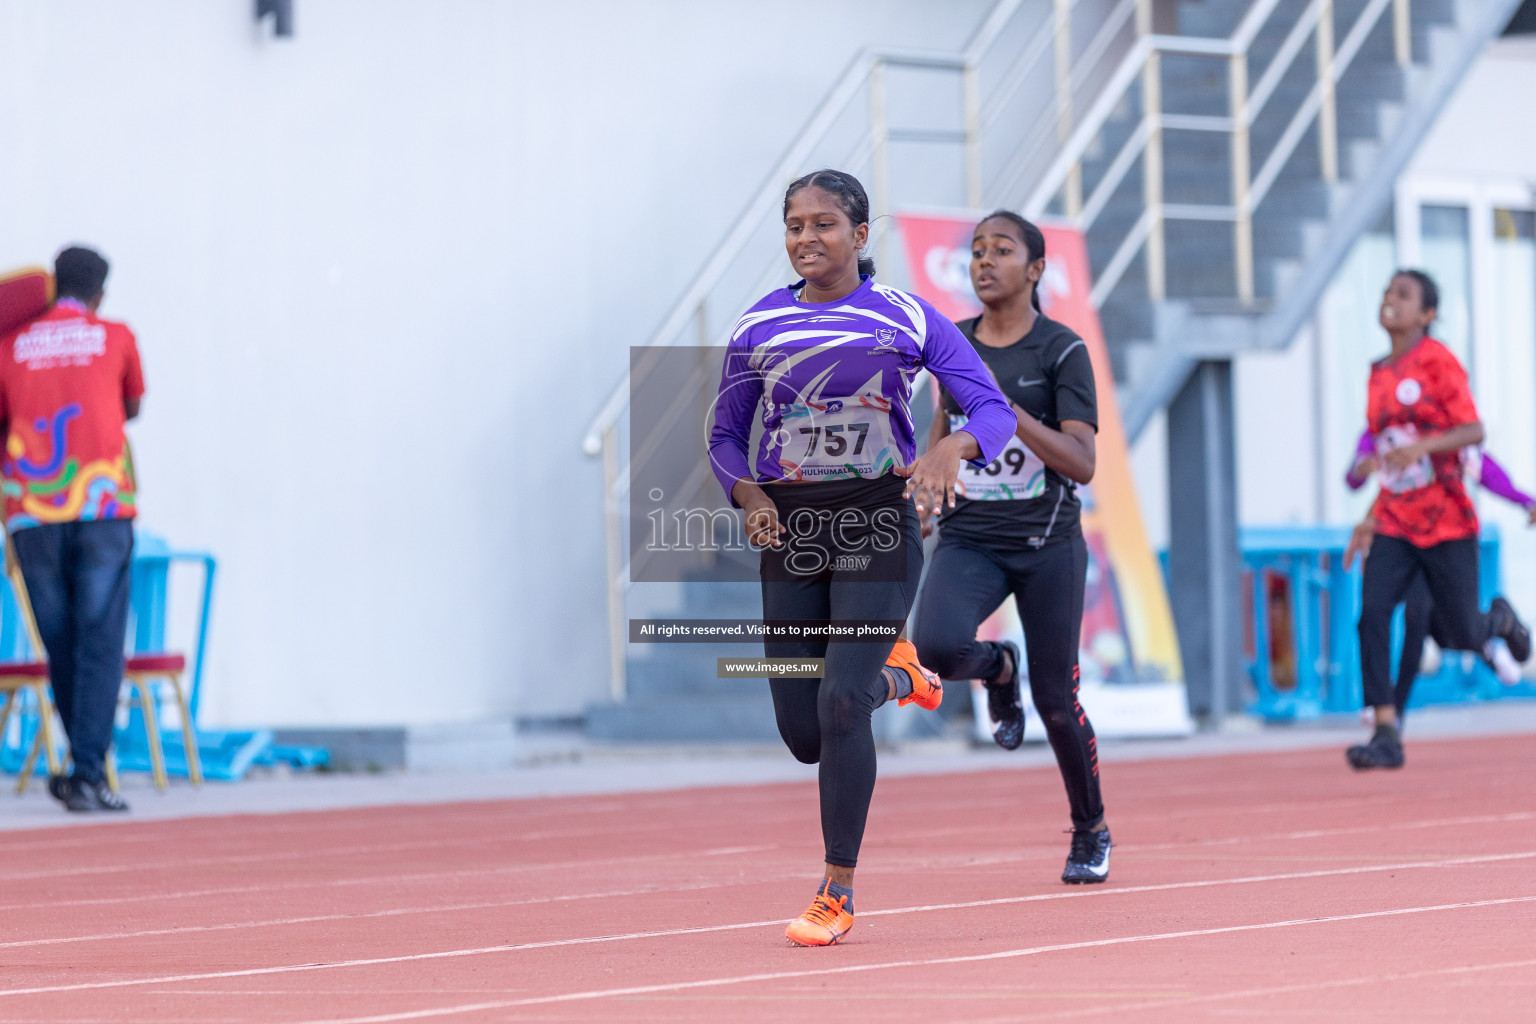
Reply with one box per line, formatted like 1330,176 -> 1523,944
1238,525 -> 1535,720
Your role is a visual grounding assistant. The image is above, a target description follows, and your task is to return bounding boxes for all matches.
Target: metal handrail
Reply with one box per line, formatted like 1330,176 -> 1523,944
579,46 -> 876,456
1019,0 -> 1404,309
986,0 -> 1137,201
1245,0 -> 1326,124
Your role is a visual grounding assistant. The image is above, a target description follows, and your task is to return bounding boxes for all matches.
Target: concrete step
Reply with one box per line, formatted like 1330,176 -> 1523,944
586,692 -> 783,742
625,651 -> 764,699
678,578 -> 761,618
1176,0 -> 1246,38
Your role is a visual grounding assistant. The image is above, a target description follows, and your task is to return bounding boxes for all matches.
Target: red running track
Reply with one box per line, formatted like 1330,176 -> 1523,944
2,734 -> 1535,1022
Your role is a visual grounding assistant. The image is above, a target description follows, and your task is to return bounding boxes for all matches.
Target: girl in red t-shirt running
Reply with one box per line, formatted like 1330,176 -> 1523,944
1342,270 -> 1531,769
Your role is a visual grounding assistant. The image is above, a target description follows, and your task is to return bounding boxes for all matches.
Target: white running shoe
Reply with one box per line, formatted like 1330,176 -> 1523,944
1485,638 -> 1522,686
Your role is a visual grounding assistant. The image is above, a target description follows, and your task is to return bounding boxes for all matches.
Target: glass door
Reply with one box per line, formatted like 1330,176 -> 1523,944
1418,204 -> 1474,371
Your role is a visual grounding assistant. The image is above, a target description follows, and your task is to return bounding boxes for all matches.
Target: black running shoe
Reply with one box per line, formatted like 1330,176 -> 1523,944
983,641 -> 1024,750
64,780 -> 130,813
1345,727 -> 1404,770
47,774 -> 73,806
1062,828 -> 1112,884
1490,596 -> 1531,663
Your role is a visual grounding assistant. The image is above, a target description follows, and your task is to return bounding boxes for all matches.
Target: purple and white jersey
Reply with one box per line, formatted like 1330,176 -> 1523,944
710,277 -> 1015,500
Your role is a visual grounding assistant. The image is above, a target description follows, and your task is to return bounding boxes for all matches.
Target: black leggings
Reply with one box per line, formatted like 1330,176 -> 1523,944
1359,534 -> 1489,710
760,480 -> 923,869
911,531 -> 1104,830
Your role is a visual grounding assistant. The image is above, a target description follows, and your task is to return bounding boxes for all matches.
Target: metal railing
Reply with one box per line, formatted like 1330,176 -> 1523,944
1018,0 -> 1411,309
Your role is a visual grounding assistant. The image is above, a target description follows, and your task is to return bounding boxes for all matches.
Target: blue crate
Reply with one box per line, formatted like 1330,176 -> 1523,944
1237,525 -> 1529,720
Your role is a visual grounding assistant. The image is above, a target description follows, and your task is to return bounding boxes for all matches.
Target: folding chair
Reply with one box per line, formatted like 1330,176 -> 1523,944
1,534 -> 66,793
0,662 -> 60,795
122,653 -> 202,789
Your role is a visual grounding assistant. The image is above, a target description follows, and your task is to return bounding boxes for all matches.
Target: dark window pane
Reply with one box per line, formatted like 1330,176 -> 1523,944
1495,208 -> 1536,240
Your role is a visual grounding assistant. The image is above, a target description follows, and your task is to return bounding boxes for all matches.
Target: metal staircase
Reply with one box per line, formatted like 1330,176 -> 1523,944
1065,0 -> 1525,439
581,0 -> 1522,740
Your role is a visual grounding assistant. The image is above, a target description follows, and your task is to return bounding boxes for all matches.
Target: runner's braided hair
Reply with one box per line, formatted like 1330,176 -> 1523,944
979,210 -> 1046,312
783,169 -> 875,277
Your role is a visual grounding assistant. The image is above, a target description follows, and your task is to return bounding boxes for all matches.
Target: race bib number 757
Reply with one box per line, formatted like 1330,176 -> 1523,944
777,399 -> 899,481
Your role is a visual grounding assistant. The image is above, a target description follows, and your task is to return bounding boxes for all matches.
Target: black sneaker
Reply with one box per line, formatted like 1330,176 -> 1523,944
983,641 -> 1024,750
64,779 -> 130,813
47,774 -> 73,806
1490,596 -> 1531,663
1062,827 -> 1112,883
1346,727 -> 1404,770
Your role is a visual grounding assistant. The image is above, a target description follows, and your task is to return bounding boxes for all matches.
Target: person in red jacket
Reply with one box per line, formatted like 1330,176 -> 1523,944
0,246 -> 145,812
1343,270 -> 1530,769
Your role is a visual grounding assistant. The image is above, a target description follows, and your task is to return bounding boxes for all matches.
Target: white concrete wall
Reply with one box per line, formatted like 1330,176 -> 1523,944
1234,327 -> 1324,528
0,0 -> 988,726
1408,36 -> 1536,183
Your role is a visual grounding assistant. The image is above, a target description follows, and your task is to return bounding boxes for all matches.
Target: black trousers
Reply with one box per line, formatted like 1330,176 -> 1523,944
1394,573 -> 1437,717
13,519 -> 134,784
1359,534 -> 1488,711
759,481 -> 922,869
911,531 -> 1104,830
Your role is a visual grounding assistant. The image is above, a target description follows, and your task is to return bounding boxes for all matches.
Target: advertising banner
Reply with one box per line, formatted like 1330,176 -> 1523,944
897,212 -> 1192,737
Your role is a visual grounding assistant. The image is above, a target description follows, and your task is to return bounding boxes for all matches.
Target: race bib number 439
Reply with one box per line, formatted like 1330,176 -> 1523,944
950,414 -> 1046,500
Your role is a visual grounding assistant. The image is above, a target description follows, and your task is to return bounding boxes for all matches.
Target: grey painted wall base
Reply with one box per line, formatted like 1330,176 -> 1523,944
585,693 -> 784,743
273,719 -> 518,773
1167,360 -> 1245,724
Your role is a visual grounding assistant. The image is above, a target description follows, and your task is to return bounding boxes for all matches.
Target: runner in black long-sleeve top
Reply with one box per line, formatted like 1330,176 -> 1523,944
911,211 -> 1112,883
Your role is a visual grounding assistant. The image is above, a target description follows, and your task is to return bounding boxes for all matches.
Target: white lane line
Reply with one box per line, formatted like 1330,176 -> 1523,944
0,846 -> 785,918
0,877 -> 801,951
0,849 -> 1528,987
857,849 -> 1536,920
7,803 -> 1529,920
0,830 -> 781,886
0,789 -> 776,855
273,895 -> 1536,1024
5,777 -> 1528,894
1018,956 -> 1536,1022
881,809 -> 1536,854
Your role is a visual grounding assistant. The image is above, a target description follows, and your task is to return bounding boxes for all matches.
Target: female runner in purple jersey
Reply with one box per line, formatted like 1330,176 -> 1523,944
710,169 -> 1014,946
1345,433 -> 1536,705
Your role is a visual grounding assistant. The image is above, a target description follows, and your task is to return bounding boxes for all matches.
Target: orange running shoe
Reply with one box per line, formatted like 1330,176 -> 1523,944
785,881 -> 855,946
886,637 -> 943,710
